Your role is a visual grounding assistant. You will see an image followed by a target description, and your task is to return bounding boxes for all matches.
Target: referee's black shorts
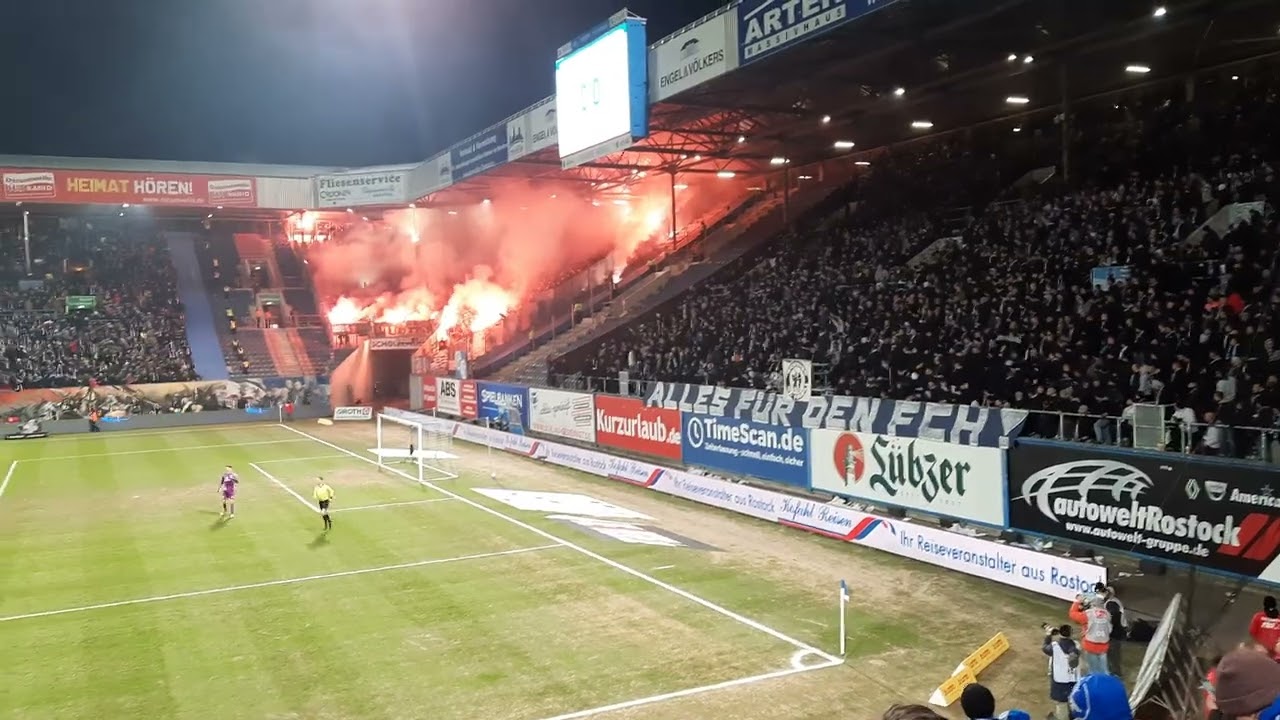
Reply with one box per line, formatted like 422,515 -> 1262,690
318,499 -> 331,512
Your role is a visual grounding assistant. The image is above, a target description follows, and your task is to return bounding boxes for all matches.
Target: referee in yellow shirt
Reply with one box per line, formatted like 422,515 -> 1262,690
313,478 -> 335,531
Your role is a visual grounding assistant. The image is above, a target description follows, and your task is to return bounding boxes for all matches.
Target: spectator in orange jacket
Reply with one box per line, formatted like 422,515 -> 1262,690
1248,596 -> 1280,660
1070,594 -> 1113,676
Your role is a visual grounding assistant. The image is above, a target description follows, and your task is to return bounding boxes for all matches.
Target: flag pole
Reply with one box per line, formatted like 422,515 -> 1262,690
839,579 -> 848,657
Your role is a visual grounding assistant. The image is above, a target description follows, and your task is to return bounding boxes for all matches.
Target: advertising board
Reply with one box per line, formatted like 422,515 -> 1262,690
476,382 -> 530,429
529,388 -> 596,443
810,429 -> 1007,526
681,412 -> 808,487
449,124 -> 509,183
737,0 -> 901,65
594,395 -> 681,460
649,12 -> 736,102
333,406 -> 373,421
368,336 -> 426,351
1,168 -> 258,207
434,377 -> 477,419
316,168 -> 409,208
382,408 -> 1106,601
1008,441 -> 1280,582
644,381 -> 1025,447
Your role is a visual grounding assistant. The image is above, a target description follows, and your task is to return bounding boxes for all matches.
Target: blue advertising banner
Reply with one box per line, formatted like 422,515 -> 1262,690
646,382 -> 1025,448
737,0 -> 901,65
476,381 -> 529,429
449,124 -> 509,183
681,412 -> 809,487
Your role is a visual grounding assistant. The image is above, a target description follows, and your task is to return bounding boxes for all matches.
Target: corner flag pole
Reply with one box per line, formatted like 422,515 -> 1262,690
838,579 -> 849,657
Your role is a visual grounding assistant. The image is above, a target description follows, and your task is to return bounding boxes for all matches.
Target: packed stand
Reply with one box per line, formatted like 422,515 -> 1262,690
0,223 -> 196,389
554,74 -> 1280,459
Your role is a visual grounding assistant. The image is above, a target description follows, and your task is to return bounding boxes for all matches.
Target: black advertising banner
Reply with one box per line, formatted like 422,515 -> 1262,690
1007,441 -> 1280,581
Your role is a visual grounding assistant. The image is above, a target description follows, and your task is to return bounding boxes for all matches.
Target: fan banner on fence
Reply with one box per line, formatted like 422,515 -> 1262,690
681,412 -> 808,488
781,358 -> 812,399
434,377 -> 477,419
476,382 -> 530,428
380,407 -> 1107,602
529,388 -> 596,443
1,168 -> 258,206
650,11 -> 736,102
644,381 -> 1025,447
0,378 -> 327,421
810,429 -> 1007,526
593,395 -> 682,460
316,168 -> 410,208
1007,441 -> 1280,582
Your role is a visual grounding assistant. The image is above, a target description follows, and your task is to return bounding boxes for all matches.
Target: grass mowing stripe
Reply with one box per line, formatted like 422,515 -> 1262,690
0,545 -> 561,624
276,423 -> 843,664
24,438 -> 312,462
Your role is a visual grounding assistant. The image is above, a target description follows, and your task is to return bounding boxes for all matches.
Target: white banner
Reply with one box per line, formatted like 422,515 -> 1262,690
810,430 -> 1007,526
380,408 -> 1104,601
780,358 -> 812,399
436,154 -> 453,190
529,387 -> 596,443
315,168 -> 411,208
436,377 -> 461,416
333,406 -> 373,421
506,115 -> 529,162
528,98 -> 558,155
368,336 -> 426,351
650,12 -> 737,102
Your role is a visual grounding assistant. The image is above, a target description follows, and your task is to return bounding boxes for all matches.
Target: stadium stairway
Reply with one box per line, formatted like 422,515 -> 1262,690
494,190 -> 801,385
164,232 -> 231,380
264,329 -> 307,376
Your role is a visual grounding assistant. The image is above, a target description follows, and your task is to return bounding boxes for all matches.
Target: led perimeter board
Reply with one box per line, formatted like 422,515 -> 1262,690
555,11 -> 649,169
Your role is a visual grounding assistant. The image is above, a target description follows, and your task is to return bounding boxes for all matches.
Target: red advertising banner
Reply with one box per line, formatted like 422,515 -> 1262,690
594,395 -> 682,460
422,376 -> 437,410
460,380 -> 478,420
0,168 -> 257,207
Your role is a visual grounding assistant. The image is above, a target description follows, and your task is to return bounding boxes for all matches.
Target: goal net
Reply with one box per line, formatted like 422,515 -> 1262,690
374,412 -> 460,484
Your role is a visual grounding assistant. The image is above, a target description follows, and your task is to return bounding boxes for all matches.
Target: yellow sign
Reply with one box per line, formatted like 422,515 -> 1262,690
963,632 -> 1010,676
928,666 -> 978,707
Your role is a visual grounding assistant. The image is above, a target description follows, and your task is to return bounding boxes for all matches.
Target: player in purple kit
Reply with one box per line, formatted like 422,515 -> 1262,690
218,465 -> 239,518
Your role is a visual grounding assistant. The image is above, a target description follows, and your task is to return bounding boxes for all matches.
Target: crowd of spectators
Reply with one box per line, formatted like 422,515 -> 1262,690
0,222 -> 196,390
554,73 -> 1280,459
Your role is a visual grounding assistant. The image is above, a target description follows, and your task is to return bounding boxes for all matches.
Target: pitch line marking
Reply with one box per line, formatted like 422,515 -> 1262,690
277,424 -> 843,665
251,454 -> 353,464
23,439 -> 312,462
0,461 -> 16,502
332,498 -> 456,513
249,462 -> 316,512
537,657 -> 844,720
29,426 -> 250,443
0,545 -> 561,624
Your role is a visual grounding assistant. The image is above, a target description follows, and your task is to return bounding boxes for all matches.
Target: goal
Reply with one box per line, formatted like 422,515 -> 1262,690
374,412 -> 460,484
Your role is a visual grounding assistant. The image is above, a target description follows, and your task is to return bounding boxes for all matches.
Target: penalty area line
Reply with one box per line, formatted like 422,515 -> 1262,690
0,544 -> 561,624
249,462 -> 317,512
537,656 -> 844,720
333,498 -> 457,513
276,423 -> 844,666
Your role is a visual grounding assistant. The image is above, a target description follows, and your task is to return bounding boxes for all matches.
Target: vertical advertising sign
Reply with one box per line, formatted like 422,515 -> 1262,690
681,413 -> 809,487
649,12 -> 737,102
529,388 -> 596,443
809,430 -> 1007,526
593,395 -> 682,460
434,377 -> 475,418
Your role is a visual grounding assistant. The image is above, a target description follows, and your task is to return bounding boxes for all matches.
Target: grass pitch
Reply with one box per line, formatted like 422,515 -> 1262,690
1,422 -> 1063,719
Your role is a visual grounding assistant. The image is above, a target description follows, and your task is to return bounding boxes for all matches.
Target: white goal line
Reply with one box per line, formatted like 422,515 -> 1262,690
275,423 -> 843,666
0,544 -> 561,624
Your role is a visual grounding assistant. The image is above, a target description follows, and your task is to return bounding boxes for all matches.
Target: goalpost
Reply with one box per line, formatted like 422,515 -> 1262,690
373,412 -> 460,484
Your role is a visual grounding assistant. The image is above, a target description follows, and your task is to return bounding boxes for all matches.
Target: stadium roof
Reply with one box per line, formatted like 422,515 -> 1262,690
430,0 -> 1280,204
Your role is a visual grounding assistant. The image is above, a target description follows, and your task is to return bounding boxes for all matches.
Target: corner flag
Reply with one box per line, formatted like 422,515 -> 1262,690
838,579 -> 849,656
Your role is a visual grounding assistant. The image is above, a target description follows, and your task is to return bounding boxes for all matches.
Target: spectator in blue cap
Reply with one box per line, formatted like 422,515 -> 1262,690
1069,674 -> 1131,720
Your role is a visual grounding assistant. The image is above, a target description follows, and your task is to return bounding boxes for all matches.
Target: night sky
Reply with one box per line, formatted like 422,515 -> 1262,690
0,0 -> 726,168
